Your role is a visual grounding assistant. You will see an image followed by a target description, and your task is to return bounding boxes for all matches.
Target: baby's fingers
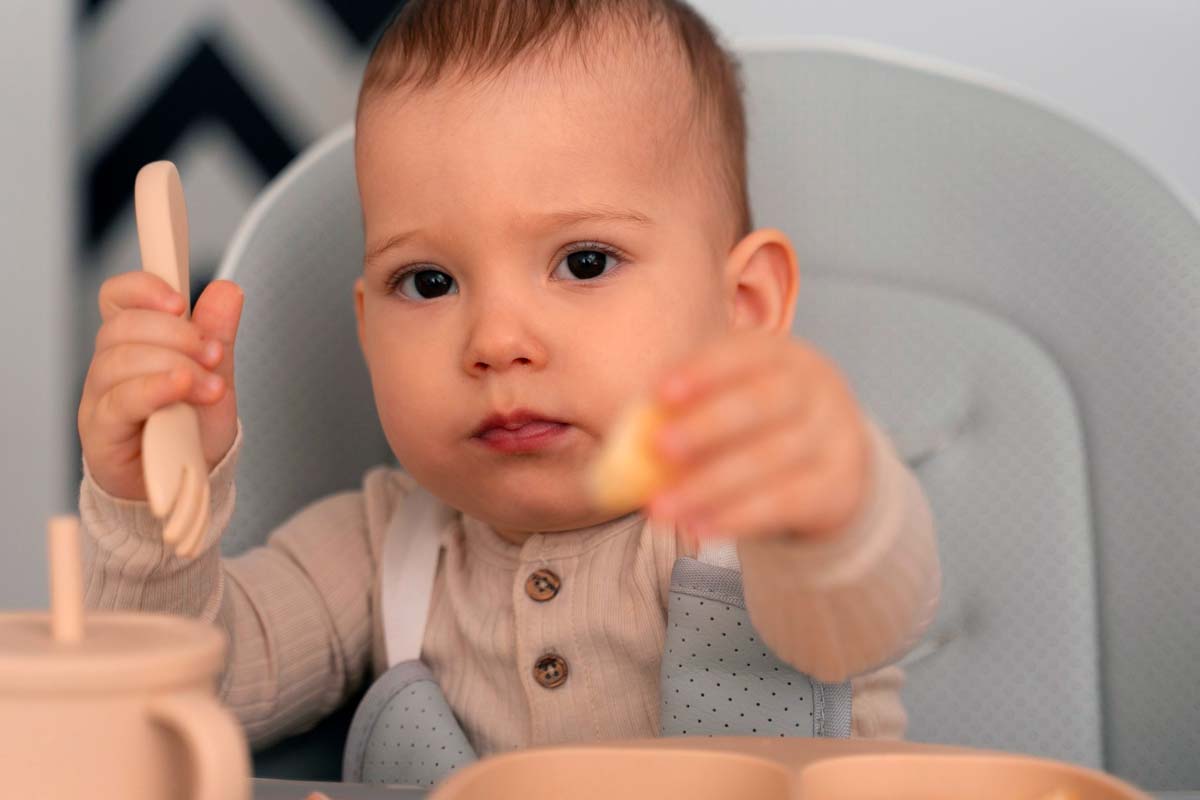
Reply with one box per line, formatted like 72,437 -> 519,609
98,271 -> 186,322
94,308 -> 212,363
649,413 -> 821,526
655,367 -> 812,464
656,332 -> 782,407
691,471 -> 848,540
92,369 -> 195,436
87,343 -> 225,406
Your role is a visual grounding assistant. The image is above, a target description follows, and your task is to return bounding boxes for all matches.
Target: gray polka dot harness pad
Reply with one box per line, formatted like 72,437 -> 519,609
341,489 -> 851,787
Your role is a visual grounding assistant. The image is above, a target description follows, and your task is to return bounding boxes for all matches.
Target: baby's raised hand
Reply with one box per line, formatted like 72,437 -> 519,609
646,332 -> 871,541
78,271 -> 243,501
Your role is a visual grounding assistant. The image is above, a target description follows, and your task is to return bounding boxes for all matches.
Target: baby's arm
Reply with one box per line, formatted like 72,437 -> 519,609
736,416 -> 941,685
79,418 -> 384,750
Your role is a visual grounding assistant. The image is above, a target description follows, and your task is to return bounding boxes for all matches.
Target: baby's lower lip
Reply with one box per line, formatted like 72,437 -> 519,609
474,421 -> 570,453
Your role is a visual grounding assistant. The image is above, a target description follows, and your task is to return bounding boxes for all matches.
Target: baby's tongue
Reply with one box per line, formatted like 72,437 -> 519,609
481,421 -> 564,442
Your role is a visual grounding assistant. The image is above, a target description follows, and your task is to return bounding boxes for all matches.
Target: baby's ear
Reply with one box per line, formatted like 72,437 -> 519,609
353,277 -> 369,358
725,228 -> 799,334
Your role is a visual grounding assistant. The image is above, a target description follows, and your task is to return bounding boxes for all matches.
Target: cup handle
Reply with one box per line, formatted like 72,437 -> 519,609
148,692 -> 251,800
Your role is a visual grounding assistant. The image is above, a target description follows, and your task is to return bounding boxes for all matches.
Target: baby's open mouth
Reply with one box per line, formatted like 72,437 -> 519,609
478,420 -> 565,441
472,410 -> 572,454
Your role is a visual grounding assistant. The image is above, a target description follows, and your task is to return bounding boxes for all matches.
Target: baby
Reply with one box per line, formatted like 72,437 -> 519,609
77,0 -> 939,765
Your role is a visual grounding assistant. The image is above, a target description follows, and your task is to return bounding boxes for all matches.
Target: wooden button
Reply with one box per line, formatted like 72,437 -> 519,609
533,654 -> 568,689
525,568 -> 561,602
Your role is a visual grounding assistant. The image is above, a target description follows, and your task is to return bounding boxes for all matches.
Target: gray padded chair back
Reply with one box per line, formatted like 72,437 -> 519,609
796,278 -> 1100,768
739,41 -> 1200,791
217,129 -> 391,557
216,42 -> 1200,791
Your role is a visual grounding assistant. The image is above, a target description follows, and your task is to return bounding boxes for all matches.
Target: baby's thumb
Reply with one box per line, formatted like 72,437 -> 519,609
191,279 -> 244,385
191,280 -> 244,469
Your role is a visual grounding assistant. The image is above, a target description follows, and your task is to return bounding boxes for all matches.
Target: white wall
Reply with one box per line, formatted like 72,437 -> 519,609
0,1 -> 72,608
693,0 -> 1200,207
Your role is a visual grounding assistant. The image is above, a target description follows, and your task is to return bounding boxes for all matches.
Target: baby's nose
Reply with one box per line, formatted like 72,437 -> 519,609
470,352 -> 536,373
462,314 -> 548,375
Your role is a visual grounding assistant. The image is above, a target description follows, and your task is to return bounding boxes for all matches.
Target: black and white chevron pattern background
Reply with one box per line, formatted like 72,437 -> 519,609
73,0 -> 403,479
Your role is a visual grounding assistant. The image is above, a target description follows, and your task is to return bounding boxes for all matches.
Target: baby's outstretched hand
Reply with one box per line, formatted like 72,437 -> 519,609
645,331 -> 870,541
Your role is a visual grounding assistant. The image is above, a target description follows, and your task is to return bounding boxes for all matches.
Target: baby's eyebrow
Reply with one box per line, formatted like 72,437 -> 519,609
364,205 -> 653,270
529,204 -> 654,229
365,231 -> 416,270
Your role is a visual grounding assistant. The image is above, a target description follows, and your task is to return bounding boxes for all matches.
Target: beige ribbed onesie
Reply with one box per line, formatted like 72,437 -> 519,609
79,414 -> 939,755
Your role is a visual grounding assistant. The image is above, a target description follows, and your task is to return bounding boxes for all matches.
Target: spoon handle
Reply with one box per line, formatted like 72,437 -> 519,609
134,161 -> 190,307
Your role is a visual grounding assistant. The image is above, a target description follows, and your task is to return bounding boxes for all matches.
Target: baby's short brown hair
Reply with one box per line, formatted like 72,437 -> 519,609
357,0 -> 751,240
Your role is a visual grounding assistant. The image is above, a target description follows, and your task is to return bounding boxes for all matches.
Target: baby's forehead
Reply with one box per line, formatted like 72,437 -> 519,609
356,36 -> 733,246
372,21 -> 700,137
378,49 -> 705,172
511,35 -> 698,129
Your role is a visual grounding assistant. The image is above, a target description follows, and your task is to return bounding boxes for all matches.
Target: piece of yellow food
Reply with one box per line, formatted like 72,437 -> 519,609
588,399 -> 674,513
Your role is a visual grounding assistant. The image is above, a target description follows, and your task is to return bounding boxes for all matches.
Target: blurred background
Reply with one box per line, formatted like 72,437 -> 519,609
3,0 -> 1199,610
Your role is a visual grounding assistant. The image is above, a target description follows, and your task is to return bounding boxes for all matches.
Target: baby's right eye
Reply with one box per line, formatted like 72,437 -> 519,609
393,269 -> 458,300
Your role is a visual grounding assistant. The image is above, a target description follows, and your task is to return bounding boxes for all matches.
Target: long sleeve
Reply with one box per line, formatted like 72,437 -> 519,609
79,421 -> 243,623
736,415 -> 941,685
78,419 -> 395,749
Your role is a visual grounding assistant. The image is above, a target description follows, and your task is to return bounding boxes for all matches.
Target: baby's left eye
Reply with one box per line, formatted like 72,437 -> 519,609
552,248 -> 620,281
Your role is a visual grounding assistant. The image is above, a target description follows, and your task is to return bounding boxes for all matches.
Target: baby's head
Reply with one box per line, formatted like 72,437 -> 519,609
352,0 -> 798,539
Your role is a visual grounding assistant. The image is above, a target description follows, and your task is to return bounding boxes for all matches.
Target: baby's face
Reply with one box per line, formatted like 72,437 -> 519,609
354,52 -> 736,536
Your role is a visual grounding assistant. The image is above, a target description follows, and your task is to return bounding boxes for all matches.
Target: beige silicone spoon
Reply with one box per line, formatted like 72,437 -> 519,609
134,161 -> 210,558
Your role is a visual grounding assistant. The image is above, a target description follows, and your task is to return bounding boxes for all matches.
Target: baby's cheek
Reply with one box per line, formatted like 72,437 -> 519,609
373,380 -> 442,456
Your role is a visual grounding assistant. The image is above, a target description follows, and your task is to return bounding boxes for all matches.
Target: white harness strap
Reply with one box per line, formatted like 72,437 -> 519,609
381,486 -> 457,668
381,486 -> 740,666
696,538 -> 741,570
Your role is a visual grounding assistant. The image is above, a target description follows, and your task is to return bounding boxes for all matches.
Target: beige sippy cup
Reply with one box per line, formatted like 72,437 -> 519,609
0,516 -> 250,799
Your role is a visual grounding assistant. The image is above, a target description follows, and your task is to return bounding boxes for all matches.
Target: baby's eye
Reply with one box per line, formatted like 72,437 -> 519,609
394,269 -> 458,300
552,247 -> 621,281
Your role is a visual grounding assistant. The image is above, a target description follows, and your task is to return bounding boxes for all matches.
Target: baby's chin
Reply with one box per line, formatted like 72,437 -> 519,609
399,435 -> 634,533
481,505 -> 632,537
450,472 -> 632,535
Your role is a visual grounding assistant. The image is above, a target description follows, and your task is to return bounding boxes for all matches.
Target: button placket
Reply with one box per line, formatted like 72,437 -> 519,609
519,543 -> 571,700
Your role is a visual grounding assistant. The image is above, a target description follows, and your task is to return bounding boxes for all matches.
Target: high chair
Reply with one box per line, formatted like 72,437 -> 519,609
213,40 -> 1200,793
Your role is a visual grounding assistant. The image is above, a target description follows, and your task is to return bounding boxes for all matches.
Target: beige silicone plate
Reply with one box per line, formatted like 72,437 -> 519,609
429,737 -> 1151,800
